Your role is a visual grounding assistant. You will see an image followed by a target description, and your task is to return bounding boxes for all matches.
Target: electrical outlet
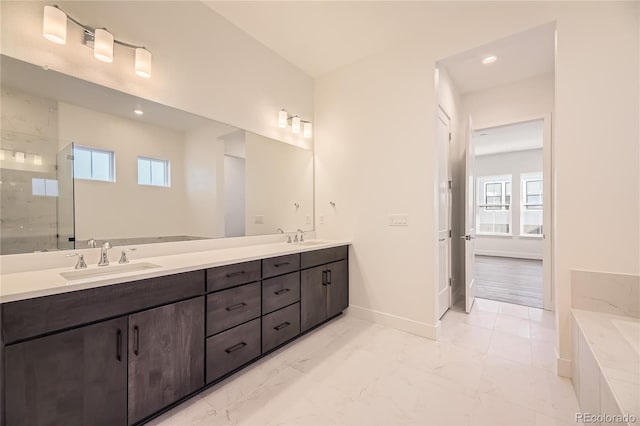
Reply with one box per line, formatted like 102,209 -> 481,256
320,215 -> 326,225
389,214 -> 409,226
306,216 -> 311,225
254,215 -> 264,224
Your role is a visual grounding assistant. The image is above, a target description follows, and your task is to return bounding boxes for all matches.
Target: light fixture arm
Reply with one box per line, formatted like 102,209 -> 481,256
51,5 -> 149,52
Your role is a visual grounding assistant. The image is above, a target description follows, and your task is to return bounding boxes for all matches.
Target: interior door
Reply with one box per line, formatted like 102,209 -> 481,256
463,115 -> 477,313
542,113 -> 553,310
437,106 -> 452,318
128,297 -> 204,425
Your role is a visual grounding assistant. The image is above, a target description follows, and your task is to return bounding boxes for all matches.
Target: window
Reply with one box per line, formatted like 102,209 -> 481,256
32,178 -> 58,197
137,157 -> 170,187
521,172 -> 543,236
476,175 -> 512,235
73,146 -> 115,182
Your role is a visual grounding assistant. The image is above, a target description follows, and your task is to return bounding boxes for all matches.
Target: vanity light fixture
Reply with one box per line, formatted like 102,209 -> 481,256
277,109 -> 312,138
33,155 -> 43,166
482,55 -> 497,65
14,152 -> 25,164
133,108 -> 144,115
42,5 -> 152,78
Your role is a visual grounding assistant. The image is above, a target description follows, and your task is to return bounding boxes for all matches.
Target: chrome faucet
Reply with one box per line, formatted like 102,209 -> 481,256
65,252 -> 87,269
98,242 -> 112,266
294,229 -> 305,243
87,238 -> 97,248
277,228 -> 284,234
118,248 -> 137,264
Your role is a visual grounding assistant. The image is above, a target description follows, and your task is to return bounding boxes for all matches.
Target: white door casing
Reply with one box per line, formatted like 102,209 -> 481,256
437,106 -> 452,319
464,115 -> 476,314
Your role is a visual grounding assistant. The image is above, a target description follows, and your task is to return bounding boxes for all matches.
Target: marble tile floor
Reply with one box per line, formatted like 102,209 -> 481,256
148,298 -> 579,426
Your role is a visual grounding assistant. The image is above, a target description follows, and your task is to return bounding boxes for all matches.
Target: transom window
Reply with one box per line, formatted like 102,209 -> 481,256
73,145 -> 115,182
137,157 -> 170,187
32,178 -> 59,197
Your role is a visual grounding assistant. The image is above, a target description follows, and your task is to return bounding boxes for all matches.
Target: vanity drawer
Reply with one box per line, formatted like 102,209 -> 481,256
262,254 -> 300,279
206,260 -> 261,292
206,282 -> 261,336
262,272 -> 300,315
301,246 -> 348,269
262,303 -> 300,353
206,318 -> 261,383
2,271 -> 204,344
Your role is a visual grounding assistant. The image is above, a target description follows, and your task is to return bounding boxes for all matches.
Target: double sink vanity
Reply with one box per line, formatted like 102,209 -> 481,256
0,240 -> 350,425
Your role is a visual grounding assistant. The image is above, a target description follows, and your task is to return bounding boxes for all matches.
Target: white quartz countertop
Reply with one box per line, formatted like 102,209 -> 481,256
0,240 -> 351,303
572,309 -> 640,420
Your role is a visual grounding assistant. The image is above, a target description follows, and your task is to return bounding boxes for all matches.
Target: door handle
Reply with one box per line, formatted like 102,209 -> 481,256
327,269 -> 332,285
116,329 -> 122,362
459,235 -> 474,240
133,325 -> 139,356
322,270 -> 328,286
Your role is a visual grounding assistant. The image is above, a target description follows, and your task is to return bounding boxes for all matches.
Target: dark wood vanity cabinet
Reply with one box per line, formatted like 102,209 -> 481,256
301,249 -> 349,332
127,297 -> 205,425
4,317 -> 128,426
2,245 -> 349,426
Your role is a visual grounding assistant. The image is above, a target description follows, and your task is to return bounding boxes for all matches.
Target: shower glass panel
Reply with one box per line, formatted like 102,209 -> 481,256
56,143 -> 75,250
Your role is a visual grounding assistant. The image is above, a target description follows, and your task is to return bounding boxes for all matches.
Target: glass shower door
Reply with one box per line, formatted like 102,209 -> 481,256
56,143 -> 75,249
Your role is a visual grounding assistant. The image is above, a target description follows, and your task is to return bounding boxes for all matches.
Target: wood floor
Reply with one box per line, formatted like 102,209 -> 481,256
474,255 -> 543,308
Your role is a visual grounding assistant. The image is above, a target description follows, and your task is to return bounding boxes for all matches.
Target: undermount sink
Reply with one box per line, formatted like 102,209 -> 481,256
60,262 -> 162,281
294,240 -> 327,246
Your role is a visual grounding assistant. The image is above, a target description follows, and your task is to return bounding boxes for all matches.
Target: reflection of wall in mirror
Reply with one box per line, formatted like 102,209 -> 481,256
245,132 -> 314,235
0,87 -> 59,254
58,102 -> 191,241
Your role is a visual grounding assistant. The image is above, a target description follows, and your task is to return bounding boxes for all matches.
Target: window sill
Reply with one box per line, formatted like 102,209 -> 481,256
476,233 -> 513,238
519,234 -> 543,239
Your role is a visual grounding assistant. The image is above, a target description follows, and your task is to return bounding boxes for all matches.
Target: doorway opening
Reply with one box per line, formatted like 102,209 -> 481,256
434,22 -> 556,320
473,119 -> 545,309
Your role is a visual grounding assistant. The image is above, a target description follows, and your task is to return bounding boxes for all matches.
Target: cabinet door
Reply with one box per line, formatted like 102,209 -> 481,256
301,264 -> 327,332
327,259 -> 349,318
4,317 -> 127,426
128,296 -> 205,425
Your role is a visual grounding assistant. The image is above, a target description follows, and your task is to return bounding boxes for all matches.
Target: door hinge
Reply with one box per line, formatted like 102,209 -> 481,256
448,132 -> 452,142
449,277 -> 454,287
448,229 -> 452,238
448,180 -> 452,190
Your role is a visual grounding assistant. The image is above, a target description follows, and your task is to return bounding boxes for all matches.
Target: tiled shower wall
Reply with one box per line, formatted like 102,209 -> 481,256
0,87 -> 61,254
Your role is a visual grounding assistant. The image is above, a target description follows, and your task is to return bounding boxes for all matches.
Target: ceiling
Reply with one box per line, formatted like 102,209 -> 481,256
473,119 -> 543,156
203,2 -> 555,83
438,23 -> 555,94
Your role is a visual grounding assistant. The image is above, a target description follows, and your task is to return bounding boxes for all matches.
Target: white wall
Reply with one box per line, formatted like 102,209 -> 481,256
57,102 -> 190,241
475,149 -> 544,259
0,0 -> 312,156
245,132 -> 313,235
183,124 -> 226,239
315,2 -> 640,370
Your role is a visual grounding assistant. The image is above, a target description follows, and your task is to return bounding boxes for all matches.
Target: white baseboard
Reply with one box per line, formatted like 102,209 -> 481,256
347,304 -> 438,340
557,355 -> 572,378
475,250 -> 543,260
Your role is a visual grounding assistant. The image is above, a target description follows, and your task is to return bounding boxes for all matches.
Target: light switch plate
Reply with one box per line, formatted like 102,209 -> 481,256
254,215 -> 264,224
320,215 -> 326,225
306,216 -> 311,225
389,214 -> 409,226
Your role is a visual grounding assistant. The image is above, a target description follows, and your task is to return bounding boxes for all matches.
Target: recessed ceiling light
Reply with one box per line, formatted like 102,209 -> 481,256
133,109 -> 144,115
482,55 -> 497,65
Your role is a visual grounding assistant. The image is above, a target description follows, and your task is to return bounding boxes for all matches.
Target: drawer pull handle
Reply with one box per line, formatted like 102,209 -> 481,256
274,288 -> 290,295
327,269 -> 332,285
226,271 -> 246,278
322,271 -> 328,286
225,342 -> 247,353
274,322 -> 291,331
274,262 -> 290,267
133,326 -> 140,356
116,329 -> 122,362
226,302 -> 247,311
